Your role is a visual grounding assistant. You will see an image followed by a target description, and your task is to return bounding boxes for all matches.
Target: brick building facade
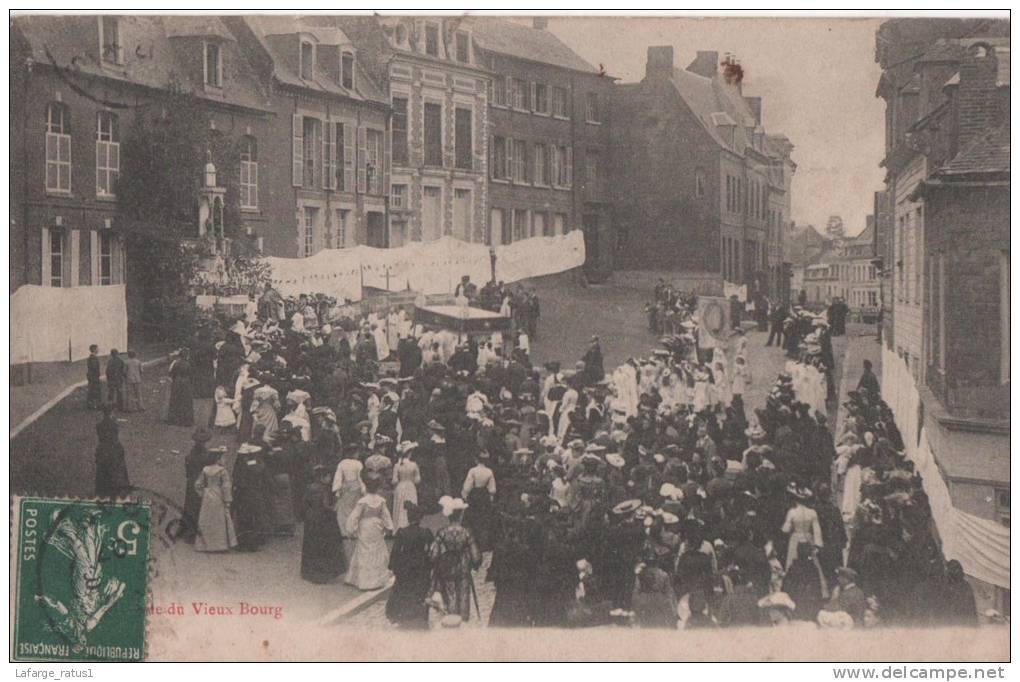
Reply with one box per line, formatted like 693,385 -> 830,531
875,18 -> 1010,611
471,17 -> 615,278
611,47 -> 795,299
10,15 -> 273,294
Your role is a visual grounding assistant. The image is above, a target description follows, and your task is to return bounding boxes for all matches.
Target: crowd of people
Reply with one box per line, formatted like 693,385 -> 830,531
88,274 -> 978,631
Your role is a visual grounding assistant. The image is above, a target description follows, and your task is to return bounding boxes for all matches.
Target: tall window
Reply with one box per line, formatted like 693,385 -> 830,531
300,41 -> 314,80
586,149 -> 601,188
512,140 -> 528,183
554,213 -> 567,235
48,230 -> 64,287
334,122 -> 348,191
897,214 -> 906,300
533,83 -> 549,114
302,207 -> 318,256
99,231 -> 113,285
366,128 -> 382,194
585,92 -> 601,123
424,102 -> 443,167
533,211 -> 548,237
695,170 -> 705,198
491,136 -> 507,180
100,16 -> 121,64
454,32 -> 470,63
302,117 -> 321,188
424,23 -> 439,57
491,77 -> 507,107
533,143 -> 548,185
240,136 -> 258,209
46,103 -> 71,193
95,111 -> 119,198
553,145 -> 571,186
513,209 -> 529,241
512,78 -> 529,110
914,207 -> 923,304
552,86 -> 568,118
389,96 -> 408,166
454,107 -> 473,170
340,51 -> 354,89
390,184 -> 407,210
204,42 -> 221,87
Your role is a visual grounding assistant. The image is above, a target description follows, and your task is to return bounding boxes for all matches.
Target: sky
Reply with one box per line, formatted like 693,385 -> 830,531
540,16 -> 887,236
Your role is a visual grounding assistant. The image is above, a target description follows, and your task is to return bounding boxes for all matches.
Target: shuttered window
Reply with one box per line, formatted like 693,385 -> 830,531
424,102 -> 443,167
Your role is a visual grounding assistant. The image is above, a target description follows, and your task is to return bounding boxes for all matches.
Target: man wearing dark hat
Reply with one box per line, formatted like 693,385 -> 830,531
581,335 -> 605,386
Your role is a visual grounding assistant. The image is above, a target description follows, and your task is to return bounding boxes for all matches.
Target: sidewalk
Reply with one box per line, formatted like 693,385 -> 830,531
9,342 -> 174,438
834,326 -> 883,436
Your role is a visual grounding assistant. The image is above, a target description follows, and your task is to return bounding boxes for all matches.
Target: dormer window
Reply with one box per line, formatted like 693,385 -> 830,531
341,51 -> 354,90
300,41 -> 315,80
454,31 -> 470,63
424,23 -> 439,57
99,16 -> 122,64
204,42 -> 222,88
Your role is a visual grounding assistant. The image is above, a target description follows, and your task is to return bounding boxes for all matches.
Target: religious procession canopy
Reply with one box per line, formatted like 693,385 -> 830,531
416,304 -> 511,334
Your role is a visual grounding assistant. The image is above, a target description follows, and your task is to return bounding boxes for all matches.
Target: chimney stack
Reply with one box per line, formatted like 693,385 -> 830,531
533,17 -> 548,30
646,45 -> 674,81
956,42 -> 1001,151
686,50 -> 719,79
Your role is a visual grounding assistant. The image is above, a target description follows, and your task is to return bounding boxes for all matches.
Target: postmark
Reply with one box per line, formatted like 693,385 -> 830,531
12,496 -> 150,662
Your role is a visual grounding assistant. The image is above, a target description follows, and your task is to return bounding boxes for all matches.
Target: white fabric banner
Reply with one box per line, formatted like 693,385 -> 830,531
10,284 -> 128,364
265,232 -> 585,302
880,347 -> 1010,589
724,281 -> 748,302
495,229 -> 586,283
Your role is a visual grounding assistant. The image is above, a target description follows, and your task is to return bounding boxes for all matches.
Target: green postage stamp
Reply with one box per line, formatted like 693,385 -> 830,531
12,496 -> 150,662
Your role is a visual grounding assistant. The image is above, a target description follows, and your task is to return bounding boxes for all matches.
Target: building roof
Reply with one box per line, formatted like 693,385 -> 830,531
668,67 -> 761,155
13,15 -> 271,112
242,16 -> 386,105
936,124 -> 1010,177
469,17 -> 599,74
920,37 -> 1011,86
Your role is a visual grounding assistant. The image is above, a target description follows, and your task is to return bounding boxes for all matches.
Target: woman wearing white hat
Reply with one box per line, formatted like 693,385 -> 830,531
391,442 -> 421,530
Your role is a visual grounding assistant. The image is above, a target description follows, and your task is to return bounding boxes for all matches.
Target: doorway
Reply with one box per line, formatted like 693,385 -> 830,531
366,211 -> 387,248
583,214 -> 600,273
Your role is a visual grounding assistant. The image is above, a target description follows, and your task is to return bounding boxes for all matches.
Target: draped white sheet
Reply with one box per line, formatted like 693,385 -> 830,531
10,284 -> 128,363
265,232 -> 586,302
880,347 -> 1010,589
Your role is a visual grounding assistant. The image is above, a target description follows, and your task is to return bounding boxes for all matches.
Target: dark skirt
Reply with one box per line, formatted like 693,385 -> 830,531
166,378 -> 194,426
95,443 -> 130,498
385,570 -> 431,628
463,488 -> 495,552
301,508 -> 347,583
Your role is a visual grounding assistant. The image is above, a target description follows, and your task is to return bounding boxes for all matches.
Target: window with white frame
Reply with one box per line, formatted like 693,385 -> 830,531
48,229 -> 64,287
240,135 -> 258,209
46,103 -> 71,193
302,117 -> 321,188
512,140 -> 528,183
491,77 -> 507,107
512,78 -> 529,110
335,208 -> 350,248
424,23 -> 439,57
366,128 -> 383,194
341,51 -> 355,89
585,92 -> 601,123
491,136 -> 507,180
552,86 -> 568,118
554,213 -> 567,235
95,111 -> 119,198
424,101 -> 443,167
454,107 -> 473,170
391,97 -> 408,166
454,32 -> 470,63
300,41 -> 314,80
204,42 -> 222,87
99,16 -> 122,64
99,230 -> 113,285
552,144 -> 572,187
302,206 -> 318,256
390,183 -> 407,210
533,83 -> 549,114
533,143 -> 548,185
512,208 -> 528,241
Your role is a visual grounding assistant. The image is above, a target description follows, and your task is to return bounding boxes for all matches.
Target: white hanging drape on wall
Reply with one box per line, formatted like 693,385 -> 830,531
10,284 -> 128,364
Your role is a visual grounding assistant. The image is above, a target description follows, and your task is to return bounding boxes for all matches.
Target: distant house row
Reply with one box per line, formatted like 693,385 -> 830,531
10,15 -> 795,301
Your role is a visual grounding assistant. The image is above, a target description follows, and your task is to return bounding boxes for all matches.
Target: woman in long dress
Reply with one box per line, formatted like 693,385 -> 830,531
194,449 -> 238,552
232,443 -> 274,552
430,499 -> 481,621
333,456 -> 365,538
251,384 -> 280,445
344,477 -> 395,590
391,443 -> 421,530
386,502 -> 434,629
301,465 -> 347,583
166,349 -> 195,427
460,452 -> 497,552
